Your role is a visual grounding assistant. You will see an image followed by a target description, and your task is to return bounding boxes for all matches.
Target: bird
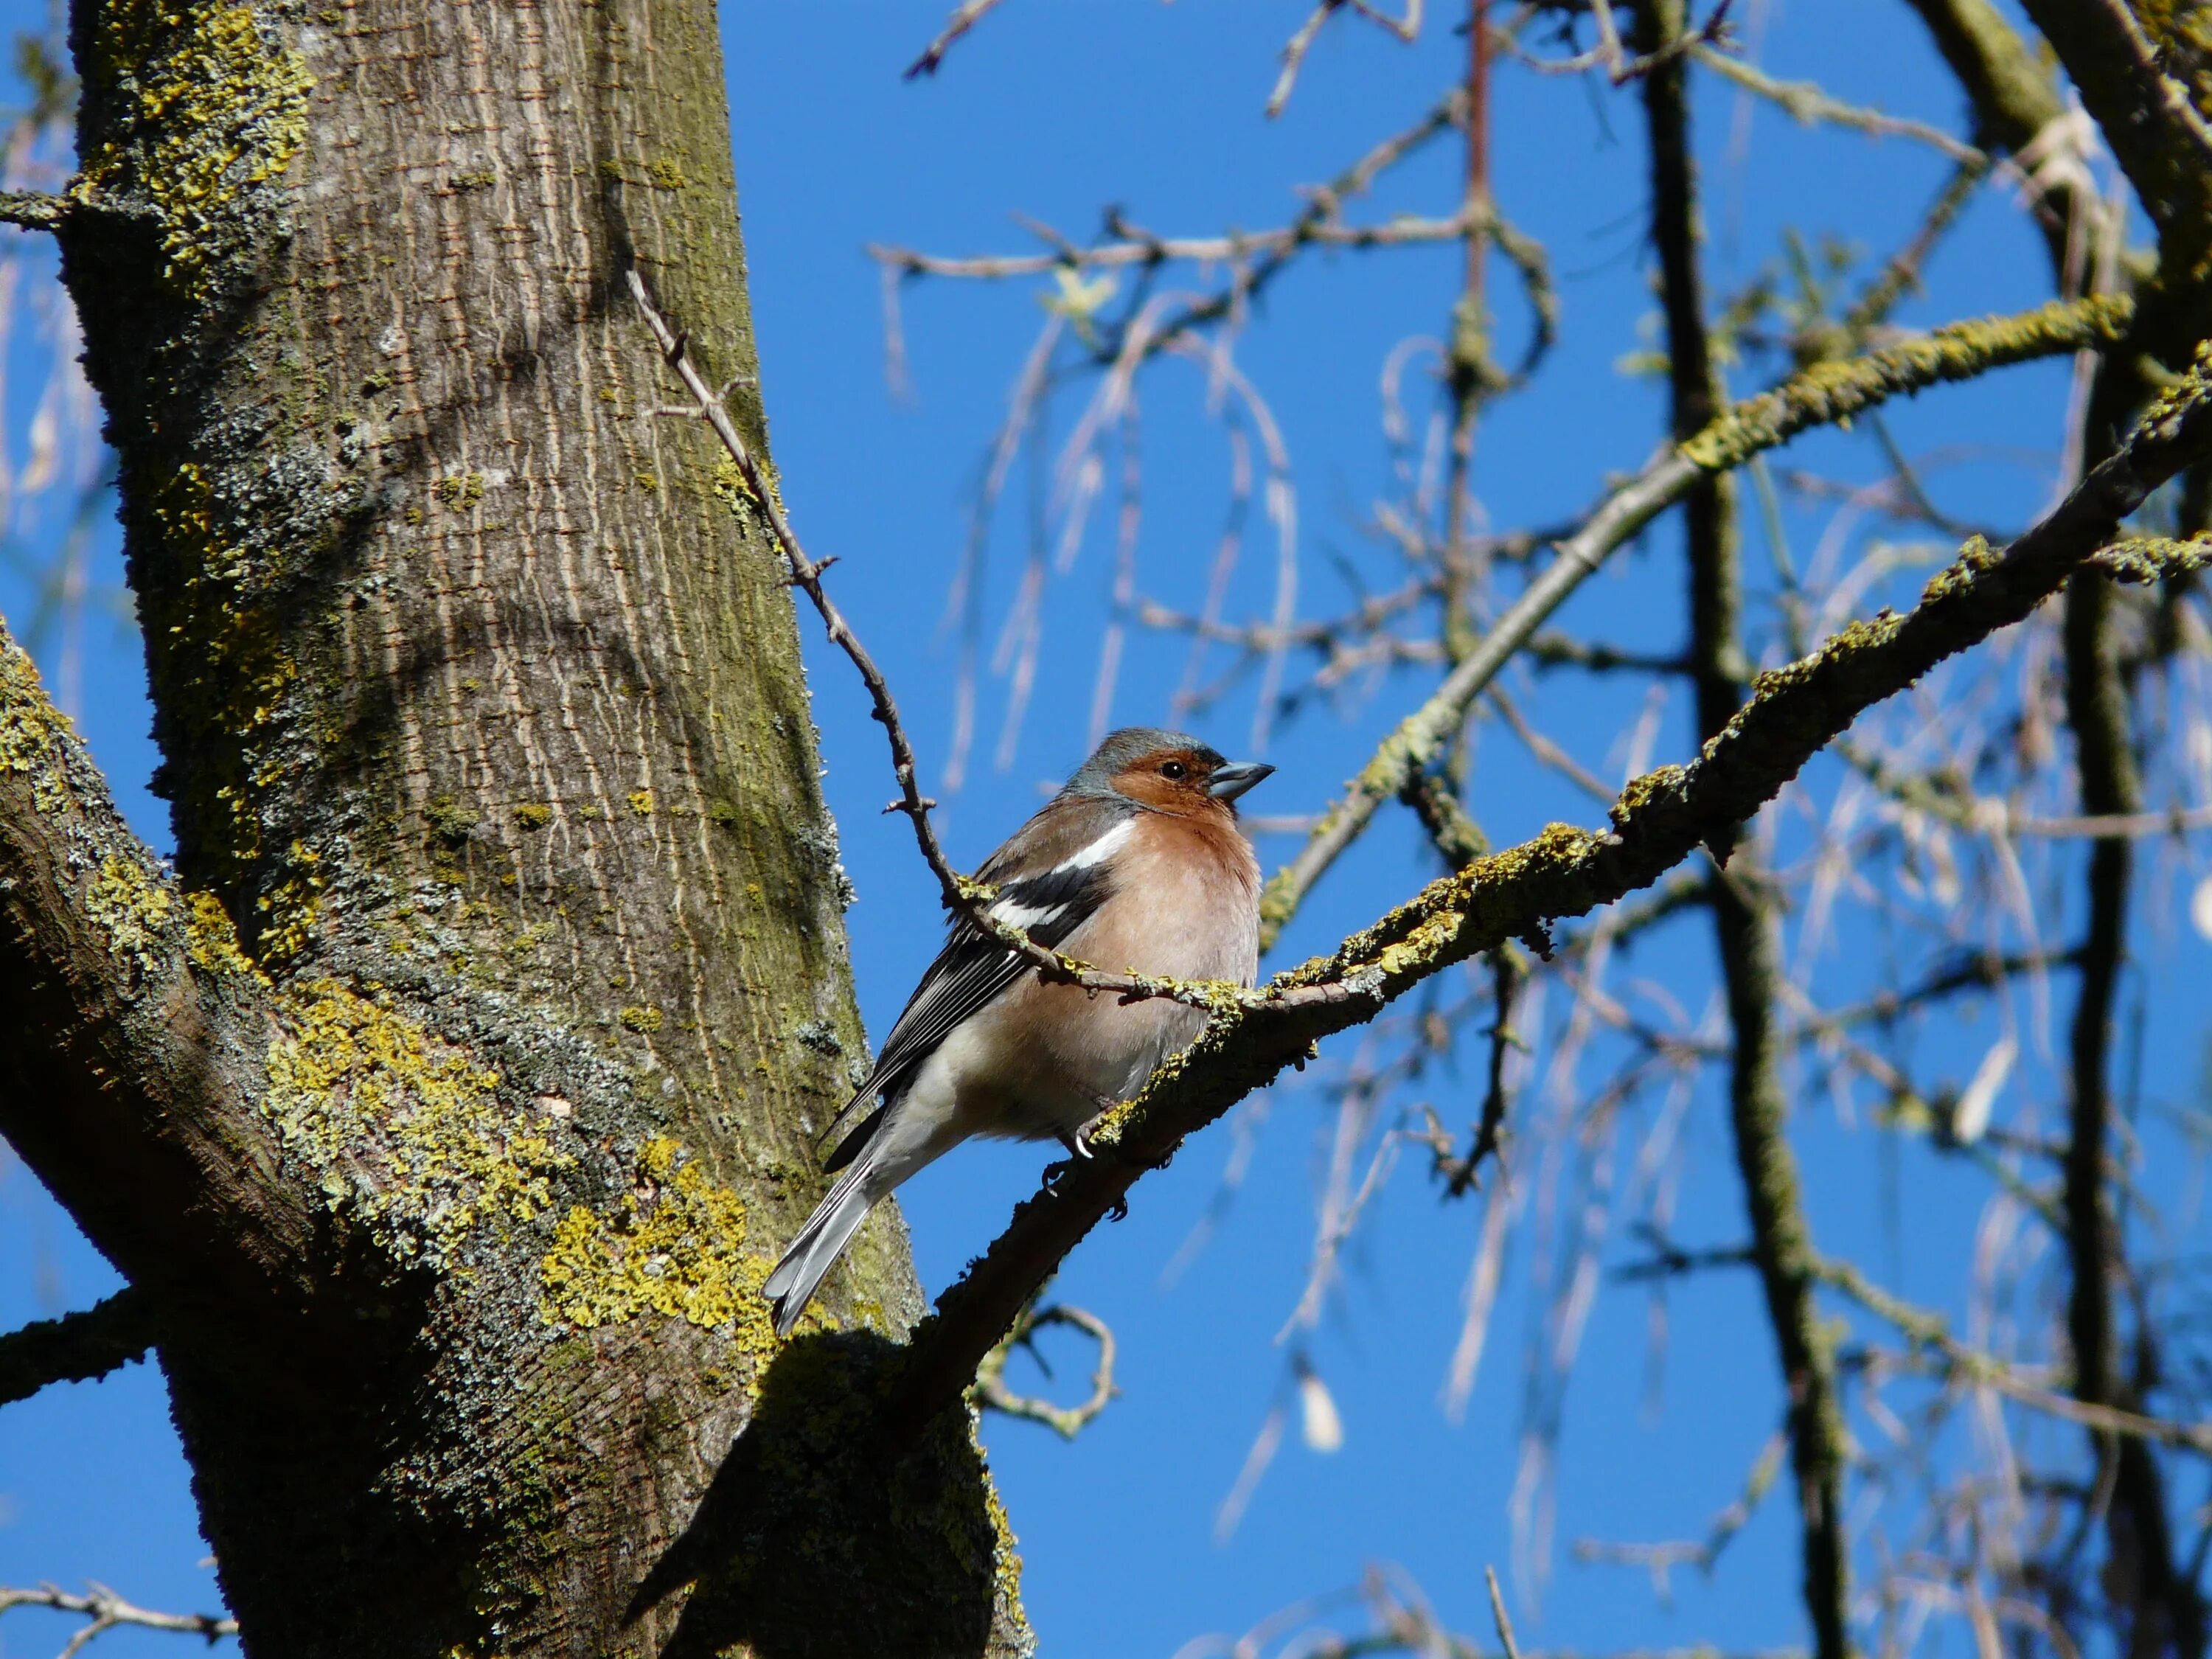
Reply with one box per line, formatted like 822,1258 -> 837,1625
765,727 -> 1274,1338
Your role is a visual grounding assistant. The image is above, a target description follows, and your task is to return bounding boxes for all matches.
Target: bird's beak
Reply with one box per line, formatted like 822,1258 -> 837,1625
1206,760 -> 1276,801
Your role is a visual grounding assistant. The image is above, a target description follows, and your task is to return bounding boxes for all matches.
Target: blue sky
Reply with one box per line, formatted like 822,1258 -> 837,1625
3,4 -> 2208,1656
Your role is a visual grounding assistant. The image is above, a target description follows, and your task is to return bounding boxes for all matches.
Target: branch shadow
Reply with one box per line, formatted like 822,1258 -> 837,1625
629,1328 -> 1005,1659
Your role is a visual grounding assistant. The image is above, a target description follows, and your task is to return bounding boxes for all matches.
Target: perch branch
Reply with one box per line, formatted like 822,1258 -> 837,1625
885,338 -> 2212,1441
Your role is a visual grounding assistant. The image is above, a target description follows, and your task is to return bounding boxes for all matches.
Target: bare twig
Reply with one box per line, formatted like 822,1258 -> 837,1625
1815,1255 -> 2212,1457
903,0 -> 1009,79
628,268 -> 1241,1015
973,1301 -> 1117,1439
1688,46 -> 1984,165
1486,1566 -> 1524,1659
0,1584 -> 236,1654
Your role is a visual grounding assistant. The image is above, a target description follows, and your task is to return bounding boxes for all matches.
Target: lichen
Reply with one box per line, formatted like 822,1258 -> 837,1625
86,855 -> 175,981
262,978 -> 566,1260
185,890 -> 260,976
428,797 -> 481,843
538,1137 -> 775,1349
71,2 -> 312,297
626,789 -> 654,817
512,803 -> 553,830
0,639 -> 67,815
1680,295 -> 2134,473
254,840 -> 323,966
617,1005 -> 663,1034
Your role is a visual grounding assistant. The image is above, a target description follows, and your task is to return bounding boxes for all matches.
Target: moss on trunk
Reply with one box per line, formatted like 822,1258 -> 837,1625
44,0 -> 1032,1651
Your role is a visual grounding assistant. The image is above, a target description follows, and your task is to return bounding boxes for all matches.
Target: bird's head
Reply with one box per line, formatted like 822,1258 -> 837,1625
1062,726 -> 1275,819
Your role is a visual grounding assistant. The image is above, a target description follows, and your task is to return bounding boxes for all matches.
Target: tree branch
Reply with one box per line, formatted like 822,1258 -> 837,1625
1258,292 -> 2136,948
0,626 -> 310,1313
0,191 -> 66,232
0,1288 -> 156,1408
903,0 -> 1009,79
0,1583 -> 237,1652
886,338 -> 2212,1441
2014,0 -> 2212,271
1638,7 -> 1846,1652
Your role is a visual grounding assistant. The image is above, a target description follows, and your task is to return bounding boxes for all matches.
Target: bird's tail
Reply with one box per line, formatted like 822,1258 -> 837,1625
764,1156 -> 883,1338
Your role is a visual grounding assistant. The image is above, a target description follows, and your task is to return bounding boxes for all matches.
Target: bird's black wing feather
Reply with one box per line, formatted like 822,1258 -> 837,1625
818,857 -> 1116,1171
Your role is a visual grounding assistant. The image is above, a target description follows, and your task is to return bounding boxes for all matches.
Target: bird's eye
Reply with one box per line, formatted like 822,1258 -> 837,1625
1160,760 -> 1188,782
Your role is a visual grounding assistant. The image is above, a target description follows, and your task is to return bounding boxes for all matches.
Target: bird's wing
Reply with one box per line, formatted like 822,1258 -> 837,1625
818,848 -> 1119,1171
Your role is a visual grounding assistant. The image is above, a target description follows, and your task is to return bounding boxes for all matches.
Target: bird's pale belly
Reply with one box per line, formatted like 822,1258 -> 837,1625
939,917 -> 1249,1142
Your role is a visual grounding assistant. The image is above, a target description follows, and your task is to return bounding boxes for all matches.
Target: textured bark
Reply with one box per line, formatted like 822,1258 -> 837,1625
1635,8 -> 1848,1657
10,0 -> 1033,1652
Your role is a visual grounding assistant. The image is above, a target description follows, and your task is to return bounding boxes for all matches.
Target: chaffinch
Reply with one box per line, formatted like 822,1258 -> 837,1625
765,726 -> 1274,1337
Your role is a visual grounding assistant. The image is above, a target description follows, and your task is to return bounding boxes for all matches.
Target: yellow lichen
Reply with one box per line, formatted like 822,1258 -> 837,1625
0,641 -> 69,815
538,1138 -> 775,1343
512,802 -> 553,830
263,978 -> 566,1259
72,4 -> 313,295
626,789 -> 654,816
616,1005 -> 663,1034
0,643 -> 58,772
86,856 -> 175,979
185,890 -> 260,977
646,156 -> 685,190
255,840 -> 323,965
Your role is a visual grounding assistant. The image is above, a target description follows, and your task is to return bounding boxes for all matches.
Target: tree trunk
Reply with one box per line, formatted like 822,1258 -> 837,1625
0,0 -> 1032,1651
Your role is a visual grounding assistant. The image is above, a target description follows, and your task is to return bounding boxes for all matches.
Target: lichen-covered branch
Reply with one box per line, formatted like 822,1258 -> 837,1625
890,341 -> 2212,1436
0,625 -> 306,1310
2014,0 -> 2212,273
0,190 -> 65,231
1637,5 -> 1848,1653
1259,291 -> 2135,947
0,1287 -> 156,1408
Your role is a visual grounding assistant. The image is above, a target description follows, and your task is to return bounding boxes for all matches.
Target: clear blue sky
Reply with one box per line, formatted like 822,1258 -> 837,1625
1,4 -> 2206,1656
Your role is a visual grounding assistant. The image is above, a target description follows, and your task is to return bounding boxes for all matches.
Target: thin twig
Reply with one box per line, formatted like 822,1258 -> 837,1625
0,1287 -> 155,1408
903,0 -> 1009,79
1486,1566 -> 1523,1659
0,1584 -> 236,1652
627,269 -> 1242,1015
972,1301 -> 1117,1439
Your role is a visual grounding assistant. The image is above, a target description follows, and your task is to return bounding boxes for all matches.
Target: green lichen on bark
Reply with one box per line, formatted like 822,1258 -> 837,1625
86,855 -> 176,982
1682,294 -> 2136,473
0,636 -> 68,815
2088,531 -> 2212,582
262,978 -> 566,1262
538,1136 -> 776,1356
69,0 -> 311,295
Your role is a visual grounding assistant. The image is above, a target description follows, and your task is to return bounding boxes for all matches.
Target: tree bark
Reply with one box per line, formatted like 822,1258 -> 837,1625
7,0 -> 1034,1652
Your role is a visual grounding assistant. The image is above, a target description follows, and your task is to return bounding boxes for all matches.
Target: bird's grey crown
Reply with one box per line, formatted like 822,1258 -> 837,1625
1059,726 -> 1227,800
